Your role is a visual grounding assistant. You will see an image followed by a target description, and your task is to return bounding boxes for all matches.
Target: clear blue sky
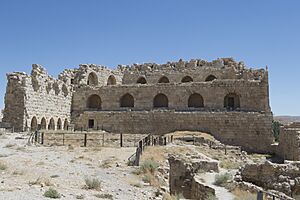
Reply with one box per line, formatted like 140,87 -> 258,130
0,0 -> 299,115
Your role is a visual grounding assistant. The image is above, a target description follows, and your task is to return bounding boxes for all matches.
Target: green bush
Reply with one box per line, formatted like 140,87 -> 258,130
84,178 -> 101,190
140,160 -> 159,174
44,188 -> 61,199
94,193 -> 113,199
214,173 -> 232,186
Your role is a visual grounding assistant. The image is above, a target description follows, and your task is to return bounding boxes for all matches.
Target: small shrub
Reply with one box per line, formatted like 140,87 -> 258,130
140,160 -> 159,174
76,194 -> 85,199
4,143 -> 16,148
205,194 -> 217,200
84,178 -> 101,190
219,160 -> 240,169
0,161 -> 7,170
214,173 -> 232,186
94,193 -> 113,199
44,188 -> 61,199
50,175 -> 60,178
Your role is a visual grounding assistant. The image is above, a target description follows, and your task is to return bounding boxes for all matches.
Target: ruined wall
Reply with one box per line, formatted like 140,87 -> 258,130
120,58 -> 266,85
276,125 -> 300,161
74,111 -> 273,152
3,65 -> 72,131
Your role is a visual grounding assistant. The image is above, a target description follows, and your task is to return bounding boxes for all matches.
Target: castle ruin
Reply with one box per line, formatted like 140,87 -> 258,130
3,58 -> 274,153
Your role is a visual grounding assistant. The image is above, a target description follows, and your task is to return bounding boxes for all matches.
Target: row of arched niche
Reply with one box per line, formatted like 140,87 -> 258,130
30,117 -> 69,131
86,92 -> 240,110
86,72 -> 217,86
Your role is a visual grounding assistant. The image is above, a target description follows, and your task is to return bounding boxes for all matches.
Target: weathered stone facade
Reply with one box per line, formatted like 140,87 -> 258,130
3,58 -> 274,152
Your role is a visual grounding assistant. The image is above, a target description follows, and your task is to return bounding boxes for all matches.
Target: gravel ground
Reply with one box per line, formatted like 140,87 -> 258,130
0,132 -> 157,200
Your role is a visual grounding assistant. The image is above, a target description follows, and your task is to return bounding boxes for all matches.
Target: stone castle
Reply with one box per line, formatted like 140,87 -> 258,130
3,58 -> 274,152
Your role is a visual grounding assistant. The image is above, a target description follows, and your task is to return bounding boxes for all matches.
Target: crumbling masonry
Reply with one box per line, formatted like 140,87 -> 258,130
3,58 -> 274,152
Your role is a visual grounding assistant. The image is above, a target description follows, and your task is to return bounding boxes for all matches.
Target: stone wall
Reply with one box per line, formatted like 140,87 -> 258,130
74,111 -> 273,152
72,79 -> 270,113
276,124 -> 300,161
3,65 -> 72,131
239,161 -> 300,196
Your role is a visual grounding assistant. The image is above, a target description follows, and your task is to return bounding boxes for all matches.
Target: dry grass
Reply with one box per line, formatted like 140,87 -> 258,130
84,177 -> 101,190
29,176 -> 53,187
100,156 -> 117,168
162,192 -> 184,200
4,143 -> 16,148
232,188 -> 256,200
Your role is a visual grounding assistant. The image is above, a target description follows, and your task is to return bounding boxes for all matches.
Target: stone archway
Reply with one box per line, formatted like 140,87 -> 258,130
188,93 -> 204,108
224,93 -> 240,110
153,93 -> 168,108
181,76 -> 193,83
30,116 -> 38,131
107,75 -> 117,85
87,72 -> 98,86
120,93 -> 134,107
41,118 -> 47,130
87,94 -> 102,110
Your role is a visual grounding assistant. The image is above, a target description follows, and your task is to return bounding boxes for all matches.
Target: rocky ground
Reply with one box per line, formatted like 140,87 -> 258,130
0,132 -> 156,200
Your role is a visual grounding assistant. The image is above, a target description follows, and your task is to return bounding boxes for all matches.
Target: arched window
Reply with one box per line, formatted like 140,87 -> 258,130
158,76 -> 170,83
87,94 -> 102,110
31,117 -> 38,131
107,75 -> 116,85
41,118 -> 47,130
188,93 -> 204,108
137,77 -> 147,84
87,72 -> 98,86
120,93 -> 134,108
205,75 -> 217,82
224,93 -> 240,110
153,93 -> 168,108
181,76 -> 193,83
57,118 -> 62,130
63,119 -> 68,130
48,118 -> 55,130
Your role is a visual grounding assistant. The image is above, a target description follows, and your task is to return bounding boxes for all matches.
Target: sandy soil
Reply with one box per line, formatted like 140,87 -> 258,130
0,132 -> 156,200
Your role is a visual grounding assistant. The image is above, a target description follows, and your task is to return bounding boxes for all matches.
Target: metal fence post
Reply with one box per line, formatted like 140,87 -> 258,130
84,133 -> 87,147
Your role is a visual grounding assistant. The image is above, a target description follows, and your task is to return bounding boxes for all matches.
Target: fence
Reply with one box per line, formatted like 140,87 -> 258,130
29,130 -> 148,148
128,134 -> 173,166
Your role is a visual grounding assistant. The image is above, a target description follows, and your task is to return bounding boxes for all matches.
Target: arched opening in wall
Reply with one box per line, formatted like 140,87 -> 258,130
87,94 -> 102,110
30,117 -> 38,131
158,76 -> 170,83
188,93 -> 204,108
137,77 -> 147,84
107,75 -> 116,85
31,77 -> 40,92
181,76 -> 193,83
63,119 -> 68,130
57,118 -> 62,130
205,75 -> 217,82
41,118 -> 47,130
62,84 -> 68,97
48,118 -> 55,130
87,72 -> 98,86
120,93 -> 134,108
46,82 -> 52,94
53,82 -> 60,95
224,93 -> 240,110
153,93 -> 168,108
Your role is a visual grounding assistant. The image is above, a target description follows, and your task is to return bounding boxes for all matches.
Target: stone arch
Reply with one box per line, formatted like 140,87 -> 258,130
63,119 -> 68,130
224,93 -> 240,110
62,84 -> 68,97
46,82 -> 52,94
87,94 -> 102,110
205,75 -> 217,82
41,117 -> 47,130
153,93 -> 168,108
181,76 -> 193,83
30,116 -> 38,131
107,75 -> 116,85
188,93 -> 204,108
158,76 -> 170,83
137,77 -> 147,84
48,118 -> 55,130
120,93 -> 134,108
57,118 -> 62,130
31,77 -> 40,92
87,72 -> 98,86
53,82 -> 60,95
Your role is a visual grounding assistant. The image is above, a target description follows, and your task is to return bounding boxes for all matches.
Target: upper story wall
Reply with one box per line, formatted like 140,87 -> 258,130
119,58 -> 267,85
72,78 -> 270,115
59,64 -> 123,87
